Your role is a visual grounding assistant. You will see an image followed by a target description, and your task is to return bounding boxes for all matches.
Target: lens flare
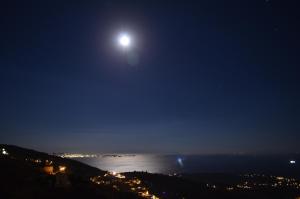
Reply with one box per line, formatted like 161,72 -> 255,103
177,157 -> 184,167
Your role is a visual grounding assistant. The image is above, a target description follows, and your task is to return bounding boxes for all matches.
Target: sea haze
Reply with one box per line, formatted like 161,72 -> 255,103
75,154 -> 300,177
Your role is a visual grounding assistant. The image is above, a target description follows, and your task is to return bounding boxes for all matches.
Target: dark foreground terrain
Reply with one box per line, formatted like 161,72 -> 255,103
1,144 -> 300,199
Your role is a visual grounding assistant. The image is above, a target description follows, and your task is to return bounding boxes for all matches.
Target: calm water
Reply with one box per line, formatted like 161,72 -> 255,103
75,154 -> 300,177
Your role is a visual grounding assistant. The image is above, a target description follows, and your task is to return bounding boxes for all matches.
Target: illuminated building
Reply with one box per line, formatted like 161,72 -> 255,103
43,166 -> 54,174
59,166 -> 67,173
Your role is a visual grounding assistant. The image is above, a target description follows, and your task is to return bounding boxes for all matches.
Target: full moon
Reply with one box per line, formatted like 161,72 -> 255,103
118,34 -> 131,47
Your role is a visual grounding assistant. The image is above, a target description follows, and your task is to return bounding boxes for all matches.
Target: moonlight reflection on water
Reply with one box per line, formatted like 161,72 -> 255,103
75,154 -> 300,176
76,154 -> 177,173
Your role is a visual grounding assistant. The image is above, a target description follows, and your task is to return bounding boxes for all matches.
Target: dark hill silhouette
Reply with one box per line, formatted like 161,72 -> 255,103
0,144 -> 138,199
1,144 -> 299,199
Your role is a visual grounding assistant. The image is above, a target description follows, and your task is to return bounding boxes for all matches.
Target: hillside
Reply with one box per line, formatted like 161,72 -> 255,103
1,144 -> 300,199
0,144 -> 138,199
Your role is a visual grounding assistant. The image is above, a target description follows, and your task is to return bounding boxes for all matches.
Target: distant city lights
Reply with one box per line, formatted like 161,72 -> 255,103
90,171 -> 159,199
290,160 -> 296,164
57,153 -> 98,158
1,148 -> 8,155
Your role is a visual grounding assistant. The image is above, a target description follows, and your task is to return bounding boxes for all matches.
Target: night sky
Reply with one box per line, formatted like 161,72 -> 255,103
1,0 -> 299,154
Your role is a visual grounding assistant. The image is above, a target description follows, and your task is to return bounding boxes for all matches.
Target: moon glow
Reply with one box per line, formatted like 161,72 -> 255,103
118,34 -> 131,47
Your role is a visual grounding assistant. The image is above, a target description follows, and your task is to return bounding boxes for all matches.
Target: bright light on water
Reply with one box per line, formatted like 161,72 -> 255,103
74,155 -> 300,175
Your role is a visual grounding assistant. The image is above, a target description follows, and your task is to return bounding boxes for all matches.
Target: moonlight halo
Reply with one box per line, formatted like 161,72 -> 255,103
118,33 -> 131,48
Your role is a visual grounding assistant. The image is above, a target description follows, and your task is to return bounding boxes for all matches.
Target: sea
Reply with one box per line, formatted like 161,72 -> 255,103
75,154 -> 300,178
